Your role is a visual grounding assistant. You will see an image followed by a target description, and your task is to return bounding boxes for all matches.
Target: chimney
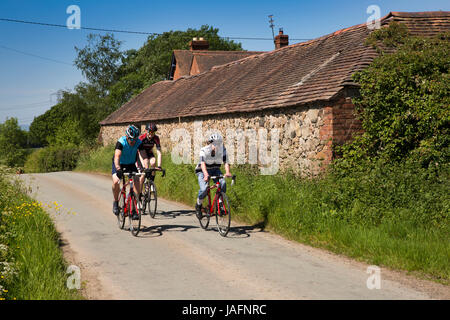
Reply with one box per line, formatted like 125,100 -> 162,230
189,37 -> 209,51
274,28 -> 289,49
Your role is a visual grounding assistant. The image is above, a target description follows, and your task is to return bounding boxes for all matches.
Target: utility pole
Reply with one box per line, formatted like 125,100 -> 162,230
268,15 -> 275,49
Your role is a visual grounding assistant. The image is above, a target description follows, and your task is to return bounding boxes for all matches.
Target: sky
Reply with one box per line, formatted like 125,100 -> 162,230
0,0 -> 449,128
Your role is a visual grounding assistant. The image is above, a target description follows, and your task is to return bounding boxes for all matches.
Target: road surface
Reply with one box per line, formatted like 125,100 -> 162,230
18,171 -> 448,300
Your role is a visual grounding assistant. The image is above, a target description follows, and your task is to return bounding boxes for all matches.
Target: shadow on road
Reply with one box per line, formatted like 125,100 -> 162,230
139,223 -> 198,237
135,210 -> 267,239
150,209 -> 195,220
226,222 -> 266,238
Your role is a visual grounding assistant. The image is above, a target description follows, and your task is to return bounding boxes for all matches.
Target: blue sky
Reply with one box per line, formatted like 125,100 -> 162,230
0,0 -> 449,127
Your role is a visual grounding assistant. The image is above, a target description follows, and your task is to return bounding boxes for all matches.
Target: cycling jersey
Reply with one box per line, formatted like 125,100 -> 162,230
139,133 -> 161,158
114,136 -> 144,165
195,145 -> 228,173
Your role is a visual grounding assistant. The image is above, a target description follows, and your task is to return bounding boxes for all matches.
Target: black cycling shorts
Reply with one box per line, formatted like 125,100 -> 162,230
111,160 -> 138,176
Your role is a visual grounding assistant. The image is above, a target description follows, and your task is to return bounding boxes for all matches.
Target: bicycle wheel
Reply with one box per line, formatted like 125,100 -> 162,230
148,181 -> 157,218
129,193 -> 142,237
117,192 -> 126,230
141,181 -> 149,215
198,204 -> 210,230
215,193 -> 231,237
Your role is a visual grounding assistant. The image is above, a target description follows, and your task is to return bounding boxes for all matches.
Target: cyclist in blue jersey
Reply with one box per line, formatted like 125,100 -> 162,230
112,125 -> 148,219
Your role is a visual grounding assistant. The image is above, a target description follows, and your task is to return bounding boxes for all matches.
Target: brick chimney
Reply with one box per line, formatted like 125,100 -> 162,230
189,37 -> 209,51
274,29 -> 289,49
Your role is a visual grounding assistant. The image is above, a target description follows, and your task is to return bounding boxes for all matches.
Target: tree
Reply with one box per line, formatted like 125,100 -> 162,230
47,119 -> 83,147
0,118 -> 28,167
338,23 -> 450,166
28,102 -> 70,147
74,33 -> 124,93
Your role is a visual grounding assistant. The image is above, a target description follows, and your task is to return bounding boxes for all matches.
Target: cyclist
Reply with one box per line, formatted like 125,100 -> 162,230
112,124 -> 148,220
136,122 -> 162,198
195,133 -> 232,219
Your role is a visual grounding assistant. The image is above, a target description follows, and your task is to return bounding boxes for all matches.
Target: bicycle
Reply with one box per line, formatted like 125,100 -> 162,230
197,175 -> 236,237
117,171 -> 145,236
140,167 -> 166,218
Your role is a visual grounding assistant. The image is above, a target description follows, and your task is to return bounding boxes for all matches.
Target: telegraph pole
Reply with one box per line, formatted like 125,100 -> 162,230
268,15 -> 275,49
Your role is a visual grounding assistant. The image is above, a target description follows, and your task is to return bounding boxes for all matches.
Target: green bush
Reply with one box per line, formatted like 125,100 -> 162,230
338,23 -> 450,166
24,145 -> 81,173
75,143 -> 114,173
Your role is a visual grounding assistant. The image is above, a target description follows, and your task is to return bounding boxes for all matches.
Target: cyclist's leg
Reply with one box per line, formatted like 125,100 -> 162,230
196,171 -> 209,215
133,169 -> 141,196
112,161 -> 121,214
196,171 -> 211,222
149,155 -> 156,180
219,177 -> 226,193
136,156 -> 146,192
197,171 -> 208,202
112,161 -> 121,199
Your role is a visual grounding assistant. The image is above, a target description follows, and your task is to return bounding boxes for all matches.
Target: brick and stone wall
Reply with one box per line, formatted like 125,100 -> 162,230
99,97 -> 361,176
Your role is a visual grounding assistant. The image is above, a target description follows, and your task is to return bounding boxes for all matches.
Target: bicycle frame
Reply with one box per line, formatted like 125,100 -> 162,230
204,181 -> 219,216
120,172 -> 143,217
204,175 -> 234,217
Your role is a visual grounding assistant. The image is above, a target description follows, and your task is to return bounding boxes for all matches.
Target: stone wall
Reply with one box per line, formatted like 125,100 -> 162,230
99,97 -> 361,176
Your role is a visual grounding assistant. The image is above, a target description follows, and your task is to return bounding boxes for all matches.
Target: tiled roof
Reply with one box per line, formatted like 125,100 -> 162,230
386,11 -> 450,36
171,50 -> 264,79
100,11 -> 450,125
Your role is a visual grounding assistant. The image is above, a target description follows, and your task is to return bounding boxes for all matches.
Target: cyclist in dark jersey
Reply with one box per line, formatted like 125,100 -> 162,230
136,123 -> 162,197
112,125 -> 147,219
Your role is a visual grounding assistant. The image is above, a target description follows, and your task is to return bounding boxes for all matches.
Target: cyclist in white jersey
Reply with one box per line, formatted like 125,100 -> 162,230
195,133 -> 232,219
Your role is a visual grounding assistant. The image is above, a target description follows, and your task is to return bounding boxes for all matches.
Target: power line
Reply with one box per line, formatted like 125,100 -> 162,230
0,100 -> 53,111
0,44 -> 73,65
0,17 -> 159,36
0,17 -> 312,41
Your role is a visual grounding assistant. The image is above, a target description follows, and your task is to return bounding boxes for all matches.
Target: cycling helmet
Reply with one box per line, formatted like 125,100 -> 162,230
208,133 -> 223,146
145,123 -> 157,132
125,125 -> 140,140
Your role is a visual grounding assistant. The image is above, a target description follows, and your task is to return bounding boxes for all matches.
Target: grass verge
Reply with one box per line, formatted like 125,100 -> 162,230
0,167 -> 83,300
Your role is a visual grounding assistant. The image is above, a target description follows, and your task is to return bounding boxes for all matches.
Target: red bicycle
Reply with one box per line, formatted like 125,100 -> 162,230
117,171 -> 145,236
197,175 -> 236,237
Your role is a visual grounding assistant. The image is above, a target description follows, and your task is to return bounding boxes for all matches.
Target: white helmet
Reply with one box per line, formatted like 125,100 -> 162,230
208,133 -> 223,146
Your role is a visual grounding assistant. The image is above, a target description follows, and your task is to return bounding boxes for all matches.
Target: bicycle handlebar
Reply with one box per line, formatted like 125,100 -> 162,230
123,172 -> 145,177
210,174 -> 236,186
144,167 -> 166,178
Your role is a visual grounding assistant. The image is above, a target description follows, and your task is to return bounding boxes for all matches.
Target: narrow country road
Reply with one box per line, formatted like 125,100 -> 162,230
18,172 -> 447,300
